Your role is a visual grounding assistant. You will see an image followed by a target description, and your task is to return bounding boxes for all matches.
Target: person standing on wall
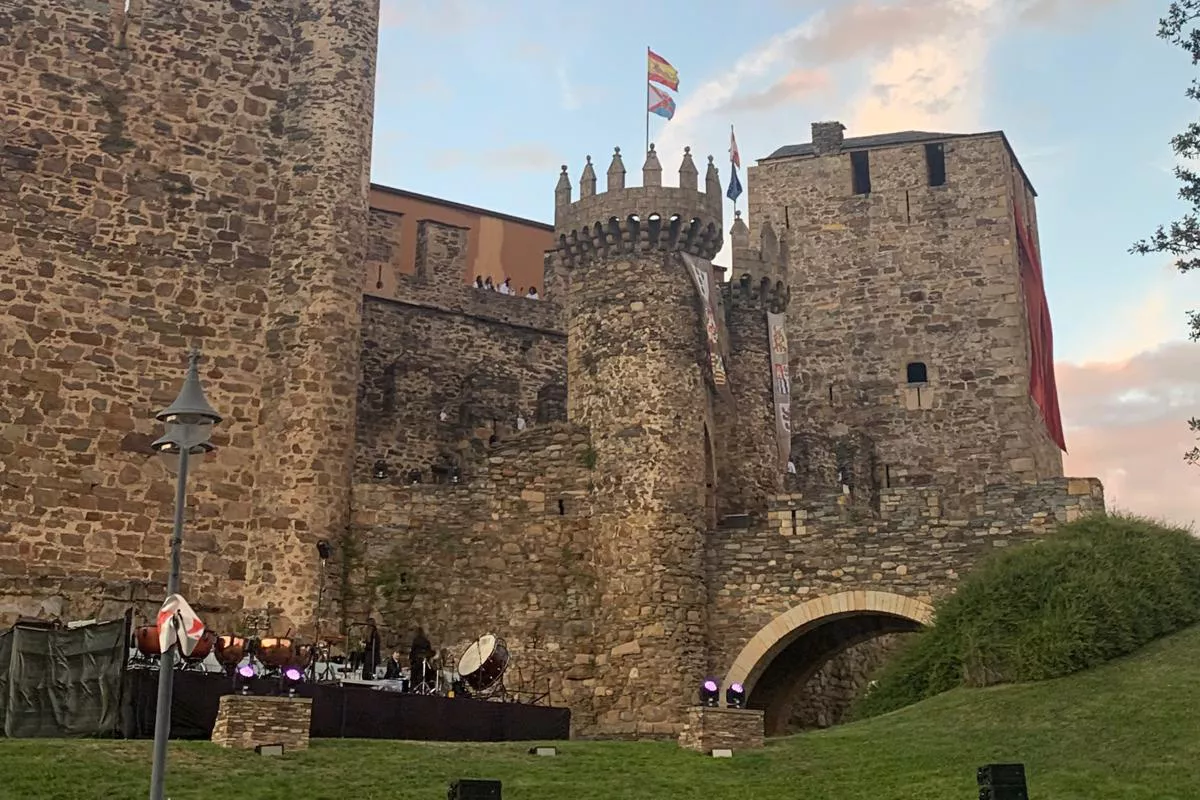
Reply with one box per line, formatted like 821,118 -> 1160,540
361,617 -> 381,680
409,626 -> 435,690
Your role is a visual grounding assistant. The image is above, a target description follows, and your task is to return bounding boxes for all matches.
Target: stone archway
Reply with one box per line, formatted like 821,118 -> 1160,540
724,591 -> 934,735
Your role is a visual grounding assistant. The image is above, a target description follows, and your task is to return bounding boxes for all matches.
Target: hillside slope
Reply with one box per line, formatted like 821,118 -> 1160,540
3,625 -> 1199,799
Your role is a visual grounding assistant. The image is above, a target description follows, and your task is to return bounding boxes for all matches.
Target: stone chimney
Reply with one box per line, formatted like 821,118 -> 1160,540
811,121 -> 846,156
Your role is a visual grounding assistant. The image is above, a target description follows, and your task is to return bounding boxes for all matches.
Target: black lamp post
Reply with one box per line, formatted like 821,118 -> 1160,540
147,350 -> 222,800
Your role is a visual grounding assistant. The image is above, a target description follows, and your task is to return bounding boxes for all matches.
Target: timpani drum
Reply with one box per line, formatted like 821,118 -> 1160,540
215,635 -> 247,667
183,629 -> 217,663
456,634 -> 510,693
257,637 -> 296,669
134,625 -> 161,657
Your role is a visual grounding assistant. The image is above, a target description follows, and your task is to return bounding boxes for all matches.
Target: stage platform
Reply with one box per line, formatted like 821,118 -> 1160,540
120,669 -> 571,742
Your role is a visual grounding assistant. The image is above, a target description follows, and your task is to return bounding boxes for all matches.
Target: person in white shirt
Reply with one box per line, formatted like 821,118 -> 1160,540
526,286 -> 539,299
498,278 -> 513,295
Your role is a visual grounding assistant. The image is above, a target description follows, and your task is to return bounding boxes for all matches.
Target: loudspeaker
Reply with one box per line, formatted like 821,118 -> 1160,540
448,779 -> 502,800
977,764 -> 1026,786
977,763 -> 1028,800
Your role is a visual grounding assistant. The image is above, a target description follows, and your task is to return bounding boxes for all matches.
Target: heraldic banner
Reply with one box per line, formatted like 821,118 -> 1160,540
767,311 -> 792,469
682,253 -> 733,402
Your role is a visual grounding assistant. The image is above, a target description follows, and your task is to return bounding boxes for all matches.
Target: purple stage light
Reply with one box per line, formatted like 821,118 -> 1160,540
703,680 -> 718,692
284,667 -> 302,681
237,664 -> 254,678
730,682 -> 744,693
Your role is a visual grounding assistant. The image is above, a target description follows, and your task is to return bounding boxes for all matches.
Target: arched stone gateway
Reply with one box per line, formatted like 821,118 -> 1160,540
724,592 -> 935,736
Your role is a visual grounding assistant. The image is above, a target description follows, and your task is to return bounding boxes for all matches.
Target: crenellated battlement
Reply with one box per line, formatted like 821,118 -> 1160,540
730,211 -> 788,285
553,144 -> 724,266
721,273 -> 791,313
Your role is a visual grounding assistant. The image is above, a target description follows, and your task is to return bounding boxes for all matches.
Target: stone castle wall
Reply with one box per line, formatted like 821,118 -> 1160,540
717,289 -> 785,518
357,220 -> 566,484
748,131 -> 1065,501
707,476 -> 1106,679
348,423 -> 601,730
0,0 -> 376,633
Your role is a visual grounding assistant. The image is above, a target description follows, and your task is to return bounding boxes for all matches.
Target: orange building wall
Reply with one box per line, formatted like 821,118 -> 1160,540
364,184 -> 554,300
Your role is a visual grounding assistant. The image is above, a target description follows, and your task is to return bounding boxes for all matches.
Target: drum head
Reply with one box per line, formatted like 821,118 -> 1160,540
456,634 -> 496,676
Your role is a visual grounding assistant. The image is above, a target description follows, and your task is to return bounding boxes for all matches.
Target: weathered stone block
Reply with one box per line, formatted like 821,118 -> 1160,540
677,706 -> 765,753
211,695 -> 312,752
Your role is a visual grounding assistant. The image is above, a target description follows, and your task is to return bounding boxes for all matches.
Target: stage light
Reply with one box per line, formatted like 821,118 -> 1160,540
316,539 -> 331,560
700,679 -> 720,707
725,682 -> 746,709
283,667 -> 302,682
237,664 -> 255,678
372,460 -> 390,480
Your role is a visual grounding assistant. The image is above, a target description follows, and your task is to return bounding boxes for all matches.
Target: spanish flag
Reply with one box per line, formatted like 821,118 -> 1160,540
647,49 -> 679,92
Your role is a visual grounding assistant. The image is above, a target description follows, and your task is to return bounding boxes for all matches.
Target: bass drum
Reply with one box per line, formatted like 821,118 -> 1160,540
456,634 -> 510,693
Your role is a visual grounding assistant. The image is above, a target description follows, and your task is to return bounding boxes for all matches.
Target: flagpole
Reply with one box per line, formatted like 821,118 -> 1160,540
644,46 -> 650,155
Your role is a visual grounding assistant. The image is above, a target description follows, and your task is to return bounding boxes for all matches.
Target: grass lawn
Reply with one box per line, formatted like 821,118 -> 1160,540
4,625 -> 1199,800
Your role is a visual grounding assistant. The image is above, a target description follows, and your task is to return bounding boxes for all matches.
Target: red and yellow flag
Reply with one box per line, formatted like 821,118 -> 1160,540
647,49 -> 679,92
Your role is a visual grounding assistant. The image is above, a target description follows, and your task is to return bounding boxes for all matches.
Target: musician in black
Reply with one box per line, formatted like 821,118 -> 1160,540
362,618 -> 381,680
383,649 -> 404,680
409,626 -> 434,689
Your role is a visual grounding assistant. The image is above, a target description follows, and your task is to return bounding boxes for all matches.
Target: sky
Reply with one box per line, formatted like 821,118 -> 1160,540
371,0 -> 1200,527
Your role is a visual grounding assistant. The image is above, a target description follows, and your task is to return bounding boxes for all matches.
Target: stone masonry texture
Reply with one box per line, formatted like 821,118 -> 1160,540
0,0 -> 377,636
677,706 -> 765,753
2,1 -> 1104,742
211,694 -> 312,751
748,131 -> 1065,507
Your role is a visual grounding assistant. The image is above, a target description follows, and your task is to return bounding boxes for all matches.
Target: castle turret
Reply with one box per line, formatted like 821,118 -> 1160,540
242,0 -> 381,633
554,145 -> 723,735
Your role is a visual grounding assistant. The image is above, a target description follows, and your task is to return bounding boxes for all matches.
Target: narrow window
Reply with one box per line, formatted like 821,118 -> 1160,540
850,151 -> 871,195
906,361 -> 928,384
925,143 -> 946,187
557,499 -> 566,516
827,384 -> 835,405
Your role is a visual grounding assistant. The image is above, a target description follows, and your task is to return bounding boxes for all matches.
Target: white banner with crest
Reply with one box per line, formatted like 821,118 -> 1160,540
681,253 -> 733,402
767,311 -> 791,469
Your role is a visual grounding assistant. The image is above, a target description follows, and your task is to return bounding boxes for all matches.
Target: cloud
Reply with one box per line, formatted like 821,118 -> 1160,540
1014,0 -> 1129,27
429,144 -> 562,174
719,68 -> 833,113
1058,342 -> 1200,528
557,65 -> 580,111
379,0 -> 487,31
793,0 -> 984,67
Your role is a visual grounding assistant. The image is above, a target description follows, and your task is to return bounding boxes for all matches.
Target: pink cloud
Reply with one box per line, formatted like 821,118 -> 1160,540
1058,342 -> 1200,529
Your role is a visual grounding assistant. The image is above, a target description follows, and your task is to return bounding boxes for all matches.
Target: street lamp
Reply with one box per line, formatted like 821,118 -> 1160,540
147,349 -> 222,800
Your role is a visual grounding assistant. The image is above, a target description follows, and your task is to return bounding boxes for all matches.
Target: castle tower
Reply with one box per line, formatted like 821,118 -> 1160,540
553,145 -> 723,735
0,0 -> 377,633
243,0 -> 379,632
748,121 -> 1065,498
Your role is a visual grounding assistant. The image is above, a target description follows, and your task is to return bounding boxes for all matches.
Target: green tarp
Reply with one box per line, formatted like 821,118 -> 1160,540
1,619 -> 127,738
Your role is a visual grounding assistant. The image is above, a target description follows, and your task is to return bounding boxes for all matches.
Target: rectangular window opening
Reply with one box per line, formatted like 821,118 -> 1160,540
925,143 -> 946,187
851,151 -> 871,195
906,361 -> 928,384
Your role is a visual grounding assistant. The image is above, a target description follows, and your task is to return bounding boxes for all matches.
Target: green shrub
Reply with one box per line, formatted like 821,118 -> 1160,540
853,514 -> 1200,719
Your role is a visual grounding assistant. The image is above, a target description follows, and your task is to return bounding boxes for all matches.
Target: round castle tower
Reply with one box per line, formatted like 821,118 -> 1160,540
553,145 -> 723,735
